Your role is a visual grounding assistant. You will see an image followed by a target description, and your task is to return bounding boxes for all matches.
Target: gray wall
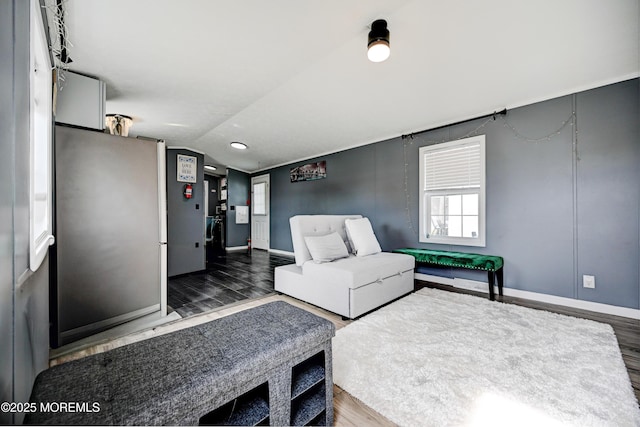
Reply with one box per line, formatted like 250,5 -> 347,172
1,0 -> 51,423
576,82 -> 640,306
167,149 -> 205,276
225,168 -> 251,247
262,79 -> 639,310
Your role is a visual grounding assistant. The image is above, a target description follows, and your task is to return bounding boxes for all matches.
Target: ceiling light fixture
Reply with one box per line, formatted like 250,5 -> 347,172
367,19 -> 390,63
105,114 -> 133,137
204,165 -> 217,171
230,142 -> 248,150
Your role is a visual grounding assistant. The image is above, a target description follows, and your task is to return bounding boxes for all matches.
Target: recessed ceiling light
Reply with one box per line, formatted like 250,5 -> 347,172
204,165 -> 217,171
230,142 -> 248,150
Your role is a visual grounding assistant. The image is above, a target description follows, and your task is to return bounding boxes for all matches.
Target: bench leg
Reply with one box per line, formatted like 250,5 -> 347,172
487,271 -> 496,301
497,267 -> 504,297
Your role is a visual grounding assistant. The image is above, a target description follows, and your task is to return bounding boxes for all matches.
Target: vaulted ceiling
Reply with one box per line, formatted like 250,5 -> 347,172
59,0 -> 638,173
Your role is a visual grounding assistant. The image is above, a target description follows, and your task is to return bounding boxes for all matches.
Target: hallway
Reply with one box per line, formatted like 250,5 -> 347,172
168,250 -> 292,317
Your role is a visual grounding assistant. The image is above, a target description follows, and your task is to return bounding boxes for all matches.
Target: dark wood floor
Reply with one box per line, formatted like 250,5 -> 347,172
169,250 -> 640,404
167,249 -> 292,317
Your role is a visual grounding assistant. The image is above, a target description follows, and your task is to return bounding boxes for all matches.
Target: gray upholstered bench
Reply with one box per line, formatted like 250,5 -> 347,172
26,301 -> 335,426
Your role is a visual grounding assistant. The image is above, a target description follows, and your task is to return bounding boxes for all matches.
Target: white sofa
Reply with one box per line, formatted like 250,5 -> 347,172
274,215 -> 415,318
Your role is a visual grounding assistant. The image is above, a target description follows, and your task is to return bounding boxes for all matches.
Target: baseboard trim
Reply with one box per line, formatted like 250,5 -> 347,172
226,246 -> 249,252
60,304 -> 161,341
414,273 -> 640,320
269,248 -> 294,258
51,310 -> 181,359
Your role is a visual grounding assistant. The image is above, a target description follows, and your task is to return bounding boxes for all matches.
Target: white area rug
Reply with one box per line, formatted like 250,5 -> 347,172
333,288 -> 640,427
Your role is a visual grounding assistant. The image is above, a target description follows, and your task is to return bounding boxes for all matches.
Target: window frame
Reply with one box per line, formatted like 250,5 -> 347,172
29,0 -> 55,271
418,135 -> 486,247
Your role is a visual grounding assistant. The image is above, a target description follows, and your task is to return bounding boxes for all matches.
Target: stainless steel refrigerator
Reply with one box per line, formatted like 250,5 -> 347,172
52,125 -> 167,347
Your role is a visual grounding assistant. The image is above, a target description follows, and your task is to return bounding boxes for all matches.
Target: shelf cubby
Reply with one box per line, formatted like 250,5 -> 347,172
291,351 -> 327,426
199,382 -> 269,426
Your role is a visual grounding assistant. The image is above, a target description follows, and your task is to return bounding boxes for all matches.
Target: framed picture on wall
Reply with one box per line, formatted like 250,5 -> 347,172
177,154 -> 197,183
290,161 -> 326,182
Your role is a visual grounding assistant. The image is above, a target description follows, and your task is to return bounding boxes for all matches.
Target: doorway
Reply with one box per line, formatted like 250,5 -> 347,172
251,174 -> 270,250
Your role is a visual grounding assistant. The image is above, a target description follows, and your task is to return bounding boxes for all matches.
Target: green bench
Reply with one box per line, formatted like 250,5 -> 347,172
393,248 -> 504,301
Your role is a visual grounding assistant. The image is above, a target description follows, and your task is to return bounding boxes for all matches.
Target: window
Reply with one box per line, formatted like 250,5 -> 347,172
252,182 -> 267,215
419,135 -> 486,247
29,0 -> 54,271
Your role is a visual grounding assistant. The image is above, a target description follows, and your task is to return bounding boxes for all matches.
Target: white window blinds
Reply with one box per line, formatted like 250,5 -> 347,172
423,141 -> 481,191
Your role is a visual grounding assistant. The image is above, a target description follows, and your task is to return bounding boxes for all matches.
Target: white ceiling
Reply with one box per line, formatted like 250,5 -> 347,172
61,0 -> 638,173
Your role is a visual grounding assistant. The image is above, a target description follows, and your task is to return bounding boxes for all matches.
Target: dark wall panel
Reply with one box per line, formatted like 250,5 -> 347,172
372,137 -> 420,251
483,95 -> 576,298
260,79 -> 639,309
576,79 -> 640,307
167,149 -> 205,276
269,147 -> 377,251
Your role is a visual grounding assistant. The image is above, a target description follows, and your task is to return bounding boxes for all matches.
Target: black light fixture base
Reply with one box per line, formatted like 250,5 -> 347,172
368,19 -> 390,47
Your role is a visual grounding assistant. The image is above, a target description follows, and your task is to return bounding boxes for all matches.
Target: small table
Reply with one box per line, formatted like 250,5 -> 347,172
393,248 -> 504,300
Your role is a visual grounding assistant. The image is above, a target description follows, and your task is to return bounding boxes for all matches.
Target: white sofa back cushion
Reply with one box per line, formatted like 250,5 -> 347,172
290,215 -> 363,266
345,217 -> 382,256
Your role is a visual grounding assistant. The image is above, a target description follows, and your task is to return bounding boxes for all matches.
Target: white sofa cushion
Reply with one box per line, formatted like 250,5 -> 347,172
290,215 -> 362,266
304,232 -> 349,263
344,217 -> 382,256
302,252 -> 415,289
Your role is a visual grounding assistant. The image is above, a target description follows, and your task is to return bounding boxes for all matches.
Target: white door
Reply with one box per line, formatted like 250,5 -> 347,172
251,174 -> 270,250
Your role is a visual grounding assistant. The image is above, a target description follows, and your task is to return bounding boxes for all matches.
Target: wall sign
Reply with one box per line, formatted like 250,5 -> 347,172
177,154 -> 197,183
290,161 -> 327,182
236,206 -> 249,224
